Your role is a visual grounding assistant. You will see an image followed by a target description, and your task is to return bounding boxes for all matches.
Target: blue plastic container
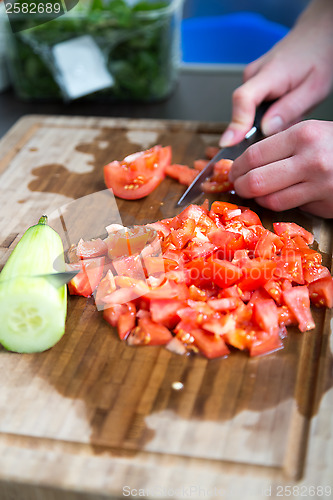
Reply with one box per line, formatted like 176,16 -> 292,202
181,12 -> 289,65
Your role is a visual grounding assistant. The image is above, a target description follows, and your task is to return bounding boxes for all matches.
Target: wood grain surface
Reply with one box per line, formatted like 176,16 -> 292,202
0,115 -> 332,500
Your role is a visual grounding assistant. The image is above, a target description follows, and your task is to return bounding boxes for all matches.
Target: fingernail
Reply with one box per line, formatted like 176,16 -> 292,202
219,129 -> 234,147
262,115 -> 283,136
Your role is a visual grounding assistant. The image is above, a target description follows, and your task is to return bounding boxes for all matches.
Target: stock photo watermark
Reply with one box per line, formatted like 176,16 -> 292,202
4,0 -> 80,32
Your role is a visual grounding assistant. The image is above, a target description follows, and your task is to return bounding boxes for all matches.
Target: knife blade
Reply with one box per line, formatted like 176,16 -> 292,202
176,101 -> 273,207
38,270 -> 80,288
0,270 -> 80,290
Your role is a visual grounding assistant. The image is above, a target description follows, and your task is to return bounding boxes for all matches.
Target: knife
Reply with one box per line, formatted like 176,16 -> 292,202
176,101 -> 273,207
39,270 -> 80,288
0,270 -> 80,290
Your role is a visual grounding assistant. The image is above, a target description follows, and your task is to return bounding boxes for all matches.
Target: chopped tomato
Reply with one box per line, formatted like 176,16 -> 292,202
104,145 -> 171,199
103,302 -> 136,340
205,146 -> 219,159
69,198 -> 332,361
282,286 -> 315,332
171,218 -> 196,249
208,258 -> 243,288
207,229 -> 244,260
273,222 -> 314,245
76,238 -> 108,258
68,257 -> 105,297
165,164 -> 198,186
127,316 -> 173,346
191,327 -> 230,359
194,159 -> 209,171
254,230 -> 283,259
303,261 -> 331,284
308,276 -> 333,308
201,159 -> 234,193
150,299 -> 185,329
238,259 -> 277,291
249,329 -> 283,357
94,269 -> 116,308
252,298 -> 279,336
234,209 -> 262,227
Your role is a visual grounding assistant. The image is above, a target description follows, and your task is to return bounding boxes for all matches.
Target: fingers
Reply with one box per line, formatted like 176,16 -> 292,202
255,182 -> 321,213
229,128 -> 296,182
232,157 -> 304,201
219,66 -> 290,147
261,71 -> 322,136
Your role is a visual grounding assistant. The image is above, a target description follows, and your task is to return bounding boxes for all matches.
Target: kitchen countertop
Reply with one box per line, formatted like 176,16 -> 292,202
1,66 -> 332,139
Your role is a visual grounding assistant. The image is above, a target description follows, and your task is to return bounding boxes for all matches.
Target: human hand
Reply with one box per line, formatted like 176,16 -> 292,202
229,120 -> 333,218
219,0 -> 333,147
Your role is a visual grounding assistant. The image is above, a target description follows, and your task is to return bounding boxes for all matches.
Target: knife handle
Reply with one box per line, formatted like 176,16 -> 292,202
253,100 -> 276,132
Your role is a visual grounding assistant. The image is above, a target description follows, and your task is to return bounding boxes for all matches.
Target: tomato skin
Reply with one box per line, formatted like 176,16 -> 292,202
104,145 -> 170,200
234,209 -> 262,227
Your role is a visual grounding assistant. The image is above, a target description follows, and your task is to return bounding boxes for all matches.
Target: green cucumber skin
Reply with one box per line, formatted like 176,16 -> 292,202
0,218 -> 68,353
0,219 -> 65,281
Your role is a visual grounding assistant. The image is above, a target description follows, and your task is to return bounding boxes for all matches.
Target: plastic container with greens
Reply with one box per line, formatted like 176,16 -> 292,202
5,0 -> 184,102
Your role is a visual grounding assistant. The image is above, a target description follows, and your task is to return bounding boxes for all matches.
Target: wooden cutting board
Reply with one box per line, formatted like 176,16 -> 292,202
0,115 -> 332,500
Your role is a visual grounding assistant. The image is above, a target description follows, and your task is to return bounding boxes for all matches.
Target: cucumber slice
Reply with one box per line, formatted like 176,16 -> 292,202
0,217 -> 67,353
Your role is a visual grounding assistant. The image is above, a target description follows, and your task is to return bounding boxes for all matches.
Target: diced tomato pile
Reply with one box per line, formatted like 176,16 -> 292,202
67,202 -> 333,359
104,145 -> 234,200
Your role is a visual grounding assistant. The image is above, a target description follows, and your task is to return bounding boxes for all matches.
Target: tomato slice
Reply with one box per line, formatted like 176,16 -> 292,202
104,145 -> 171,200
